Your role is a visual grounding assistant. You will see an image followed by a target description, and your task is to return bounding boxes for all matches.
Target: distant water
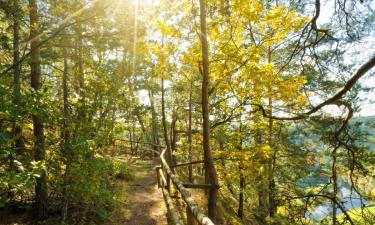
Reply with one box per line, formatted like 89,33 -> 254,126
306,185 -> 371,220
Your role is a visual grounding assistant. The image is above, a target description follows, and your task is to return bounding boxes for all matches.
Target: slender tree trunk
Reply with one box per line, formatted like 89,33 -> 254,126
199,0 -> 218,221
29,0 -> 48,219
136,108 -> 147,137
188,80 -> 193,183
148,88 -> 160,156
77,26 -> 84,100
77,26 -> 85,122
129,131 -> 134,155
238,175 -> 245,219
268,48 -> 276,217
73,21 -> 86,147
255,128 -> 267,220
268,97 -> 276,217
12,0 -> 25,155
161,78 -> 172,160
61,48 -> 71,223
171,107 -> 178,164
332,146 -> 338,225
132,125 -> 137,155
237,119 -> 244,219
161,78 -> 173,193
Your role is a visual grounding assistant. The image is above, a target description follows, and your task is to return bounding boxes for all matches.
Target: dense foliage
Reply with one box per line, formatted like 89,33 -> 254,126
0,0 -> 374,224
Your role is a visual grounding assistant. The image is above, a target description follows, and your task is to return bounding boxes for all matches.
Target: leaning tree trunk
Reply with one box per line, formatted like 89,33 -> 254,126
199,0 -> 218,222
29,0 -> 48,220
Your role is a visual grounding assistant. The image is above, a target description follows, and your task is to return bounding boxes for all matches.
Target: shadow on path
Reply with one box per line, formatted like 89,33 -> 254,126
110,157 -> 168,225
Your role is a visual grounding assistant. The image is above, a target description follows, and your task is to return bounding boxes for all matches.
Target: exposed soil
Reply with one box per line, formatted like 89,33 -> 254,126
109,157 -> 168,225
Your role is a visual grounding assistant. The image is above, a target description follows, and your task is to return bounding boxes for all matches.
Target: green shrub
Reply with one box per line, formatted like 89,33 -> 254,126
113,160 -> 134,181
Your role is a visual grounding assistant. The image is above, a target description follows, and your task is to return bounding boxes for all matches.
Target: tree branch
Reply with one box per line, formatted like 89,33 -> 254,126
253,55 -> 375,120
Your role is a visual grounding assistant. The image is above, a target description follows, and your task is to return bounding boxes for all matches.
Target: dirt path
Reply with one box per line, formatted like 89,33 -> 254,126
110,157 -> 168,225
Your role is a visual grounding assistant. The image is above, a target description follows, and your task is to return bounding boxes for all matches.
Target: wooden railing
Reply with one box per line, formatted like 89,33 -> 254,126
156,148 -> 215,225
114,139 -> 215,224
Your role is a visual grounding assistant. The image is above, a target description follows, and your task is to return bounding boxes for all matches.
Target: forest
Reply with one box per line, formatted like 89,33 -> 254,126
0,0 -> 375,224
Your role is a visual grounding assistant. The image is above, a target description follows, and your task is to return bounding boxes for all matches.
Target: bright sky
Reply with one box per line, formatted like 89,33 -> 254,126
319,1 -> 375,117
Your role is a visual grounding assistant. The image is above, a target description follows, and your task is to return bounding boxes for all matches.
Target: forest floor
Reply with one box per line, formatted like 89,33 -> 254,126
0,156 -> 168,225
109,156 -> 168,225
0,156 -> 258,225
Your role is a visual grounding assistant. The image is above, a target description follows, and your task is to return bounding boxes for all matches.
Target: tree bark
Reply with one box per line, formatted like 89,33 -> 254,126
199,0 -> 218,221
12,0 -> 25,154
188,80 -> 193,183
29,0 -> 48,220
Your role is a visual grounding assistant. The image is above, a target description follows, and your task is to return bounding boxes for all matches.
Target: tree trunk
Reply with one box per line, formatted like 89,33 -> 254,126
161,78 -> 172,161
238,175 -> 245,219
332,146 -> 338,225
12,0 -> 25,155
72,21 -> 86,145
255,128 -> 267,220
199,0 -> 218,221
77,25 -> 84,100
171,106 -> 178,164
29,0 -> 48,220
238,119 -> 244,219
161,78 -> 173,193
136,107 -> 147,138
148,88 -> 160,156
74,20 -> 85,126
129,131 -> 134,155
188,80 -> 193,183
268,48 -> 276,218
61,48 -> 71,223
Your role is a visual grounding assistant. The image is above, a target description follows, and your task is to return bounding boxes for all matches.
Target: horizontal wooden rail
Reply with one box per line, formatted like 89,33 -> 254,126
171,160 -> 205,168
159,169 -> 185,225
160,148 -> 215,225
182,183 -> 217,189
115,139 -> 166,148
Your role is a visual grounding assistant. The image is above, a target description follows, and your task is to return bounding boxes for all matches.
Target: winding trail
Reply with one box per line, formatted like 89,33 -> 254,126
110,157 -> 168,225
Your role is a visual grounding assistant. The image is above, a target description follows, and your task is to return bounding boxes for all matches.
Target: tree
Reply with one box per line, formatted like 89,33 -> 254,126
11,0 -> 24,155
199,0 -> 219,221
29,0 -> 48,219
